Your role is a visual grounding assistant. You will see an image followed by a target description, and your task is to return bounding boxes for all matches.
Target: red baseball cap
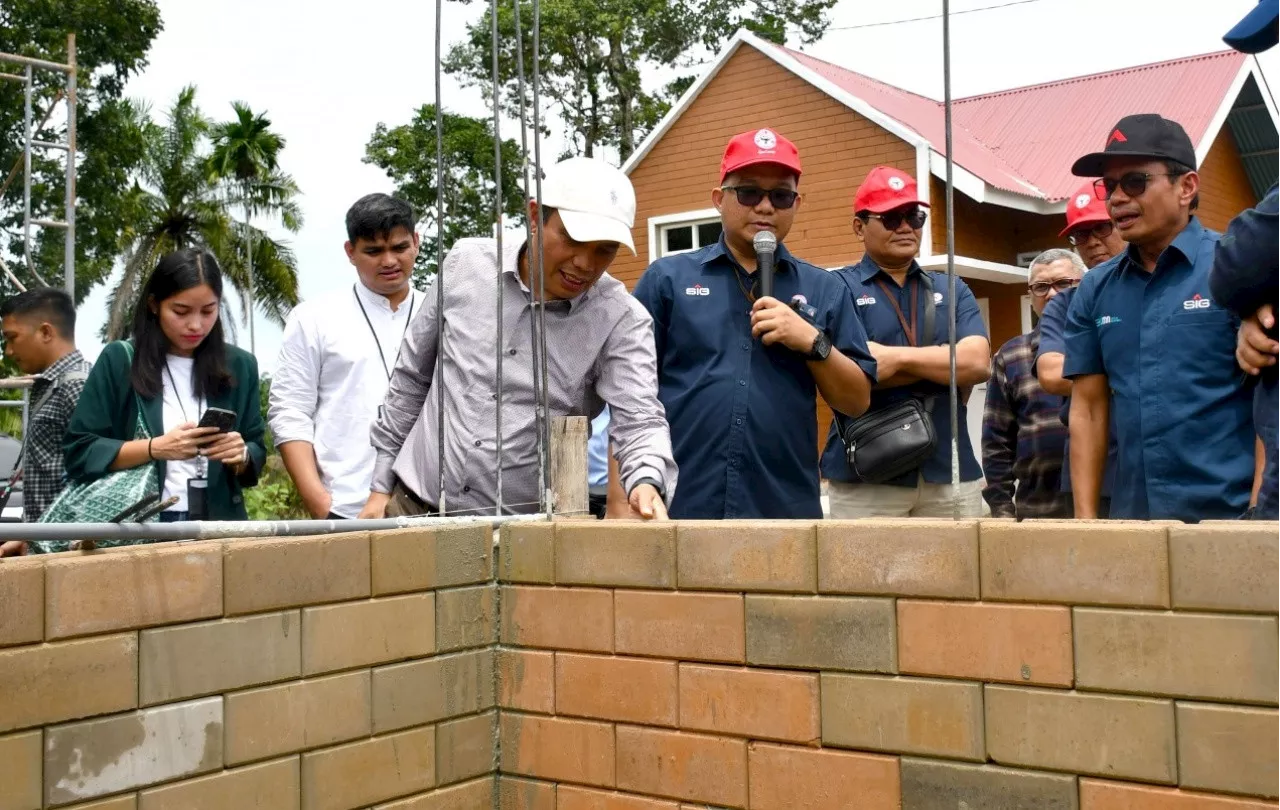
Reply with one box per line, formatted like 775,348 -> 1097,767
853,166 -> 929,214
1058,180 -> 1112,238
720,129 -> 802,183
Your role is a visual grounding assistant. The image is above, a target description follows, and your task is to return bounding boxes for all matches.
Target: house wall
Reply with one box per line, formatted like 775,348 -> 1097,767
2,520 -> 1276,809
1199,123 -> 1260,232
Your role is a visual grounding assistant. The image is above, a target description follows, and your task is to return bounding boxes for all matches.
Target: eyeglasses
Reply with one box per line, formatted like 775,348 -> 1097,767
1066,221 -> 1115,246
1093,172 -> 1177,200
720,186 -> 799,210
1028,278 -> 1080,298
863,208 -> 928,231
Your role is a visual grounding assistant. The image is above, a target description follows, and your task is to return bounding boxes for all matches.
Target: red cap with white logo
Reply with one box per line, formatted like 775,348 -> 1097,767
853,166 -> 929,214
1058,180 -> 1111,237
720,129 -> 803,182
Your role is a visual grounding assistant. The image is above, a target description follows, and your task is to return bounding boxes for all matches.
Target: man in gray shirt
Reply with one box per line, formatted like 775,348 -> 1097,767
362,157 -> 676,519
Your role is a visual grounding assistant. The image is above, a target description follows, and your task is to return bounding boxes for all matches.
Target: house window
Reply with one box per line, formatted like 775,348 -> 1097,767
660,219 -> 723,257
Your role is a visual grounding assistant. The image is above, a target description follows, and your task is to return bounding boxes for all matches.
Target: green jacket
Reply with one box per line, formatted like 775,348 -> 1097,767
63,340 -> 266,520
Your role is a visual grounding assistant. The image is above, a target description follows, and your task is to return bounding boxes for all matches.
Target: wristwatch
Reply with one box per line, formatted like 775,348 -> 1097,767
806,330 -> 832,361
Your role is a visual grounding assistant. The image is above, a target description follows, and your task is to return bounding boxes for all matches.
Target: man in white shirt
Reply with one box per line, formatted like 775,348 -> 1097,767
269,193 -> 423,518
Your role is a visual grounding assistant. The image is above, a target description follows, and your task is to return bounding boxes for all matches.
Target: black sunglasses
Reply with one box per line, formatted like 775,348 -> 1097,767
863,208 -> 928,231
1093,172 -> 1178,200
1066,221 -> 1115,246
721,185 -> 799,210
1028,278 -> 1080,298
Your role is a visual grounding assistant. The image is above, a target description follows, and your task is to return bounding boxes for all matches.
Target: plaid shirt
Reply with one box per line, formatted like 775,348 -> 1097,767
21,350 -> 91,521
981,331 -> 1072,519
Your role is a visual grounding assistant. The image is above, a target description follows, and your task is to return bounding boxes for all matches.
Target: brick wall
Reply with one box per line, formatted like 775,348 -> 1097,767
4,519 -> 1276,810
496,518 -> 1280,810
0,526 -> 500,810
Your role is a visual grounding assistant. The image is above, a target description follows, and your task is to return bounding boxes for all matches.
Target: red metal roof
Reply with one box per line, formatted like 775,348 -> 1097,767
776,45 -> 1248,202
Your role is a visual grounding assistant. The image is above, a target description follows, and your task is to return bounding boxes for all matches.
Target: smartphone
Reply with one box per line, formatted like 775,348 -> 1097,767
198,407 -> 237,434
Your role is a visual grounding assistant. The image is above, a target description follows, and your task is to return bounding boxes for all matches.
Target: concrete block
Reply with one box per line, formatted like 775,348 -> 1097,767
677,522 -> 816,592
615,591 -> 743,663
1079,778 -> 1279,809
499,712 -> 614,788
900,757 -> 1079,810
497,649 -> 555,714
0,730 -> 42,810
556,653 -> 677,726
822,673 -> 985,760
1168,524 -> 1278,613
818,519 -> 979,598
435,585 -> 496,653
224,533 -> 370,615
498,522 -> 555,584
746,595 -> 895,672
748,742 -> 900,810
1177,702 -> 1278,798
615,725 -> 746,808
375,777 -> 494,809
435,711 -> 496,787
0,634 -> 137,733
224,670 -> 371,765
372,649 -> 494,734
0,557 -> 43,647
300,726 -> 435,810
678,663 -> 819,743
302,593 -> 435,675
137,756 -> 299,810
372,525 -> 492,595
898,600 -> 1073,686
556,522 -> 676,588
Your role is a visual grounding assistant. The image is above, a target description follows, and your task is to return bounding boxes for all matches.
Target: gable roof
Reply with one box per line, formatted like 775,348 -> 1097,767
623,30 -> 1278,214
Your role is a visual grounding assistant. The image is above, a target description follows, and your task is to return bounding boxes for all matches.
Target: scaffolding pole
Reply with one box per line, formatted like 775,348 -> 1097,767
942,0 -> 961,519
1,33 -> 77,298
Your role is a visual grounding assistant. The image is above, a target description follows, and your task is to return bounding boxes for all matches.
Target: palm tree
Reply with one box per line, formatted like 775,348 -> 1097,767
208,102 -> 290,354
107,86 -> 301,341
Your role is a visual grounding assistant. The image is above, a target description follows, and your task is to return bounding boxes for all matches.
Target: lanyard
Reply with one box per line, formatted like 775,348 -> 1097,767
164,360 -> 207,477
353,285 -> 416,380
874,275 -> 921,347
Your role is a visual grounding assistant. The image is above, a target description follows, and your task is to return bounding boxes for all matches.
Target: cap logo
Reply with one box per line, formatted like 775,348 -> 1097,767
1075,193 -> 1092,209
1107,129 -> 1128,146
609,189 -> 618,205
887,176 -> 906,191
754,129 -> 777,151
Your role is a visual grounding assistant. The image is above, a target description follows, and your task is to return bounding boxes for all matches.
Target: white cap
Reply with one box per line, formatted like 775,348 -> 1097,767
539,157 -> 637,254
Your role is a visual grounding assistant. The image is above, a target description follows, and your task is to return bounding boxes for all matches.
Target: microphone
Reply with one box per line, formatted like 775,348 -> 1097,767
753,230 -> 777,300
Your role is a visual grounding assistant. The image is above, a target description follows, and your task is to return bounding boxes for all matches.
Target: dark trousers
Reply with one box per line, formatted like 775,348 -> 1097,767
589,486 -> 607,520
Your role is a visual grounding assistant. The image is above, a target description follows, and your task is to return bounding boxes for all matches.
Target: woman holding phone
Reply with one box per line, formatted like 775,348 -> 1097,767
64,248 -> 265,521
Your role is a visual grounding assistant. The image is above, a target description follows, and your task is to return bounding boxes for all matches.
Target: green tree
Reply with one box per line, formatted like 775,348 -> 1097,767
209,102 -> 299,355
106,86 -> 301,341
0,0 -> 163,300
443,0 -> 836,161
364,104 -> 525,285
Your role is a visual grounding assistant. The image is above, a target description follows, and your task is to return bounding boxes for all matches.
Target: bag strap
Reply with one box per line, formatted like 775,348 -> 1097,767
873,276 -> 920,347
918,271 -> 938,410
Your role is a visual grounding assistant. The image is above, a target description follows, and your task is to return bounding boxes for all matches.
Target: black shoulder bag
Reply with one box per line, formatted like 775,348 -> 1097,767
834,272 -> 938,484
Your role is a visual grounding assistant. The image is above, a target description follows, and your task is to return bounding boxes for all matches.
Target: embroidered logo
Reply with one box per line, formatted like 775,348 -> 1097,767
1182,293 -> 1212,311
933,292 -> 944,304
754,129 -> 777,151
888,176 -> 906,191
1075,193 -> 1092,209
684,284 -> 711,297
856,295 -> 876,306
1096,315 -> 1122,327
791,294 -> 809,307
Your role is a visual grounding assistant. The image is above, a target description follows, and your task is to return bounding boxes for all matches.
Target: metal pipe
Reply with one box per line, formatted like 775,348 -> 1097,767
31,140 -> 68,151
531,0 -> 551,518
0,72 -> 25,83
22,65 -> 33,277
491,0 -> 506,515
0,52 -> 72,72
434,0 -> 448,517
942,0 -> 960,519
65,33 -> 76,300
32,218 -> 67,229
0,513 -> 545,544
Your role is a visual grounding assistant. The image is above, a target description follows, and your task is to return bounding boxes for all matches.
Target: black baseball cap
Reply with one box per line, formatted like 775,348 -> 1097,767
1071,114 -> 1197,177
1225,0 -> 1278,53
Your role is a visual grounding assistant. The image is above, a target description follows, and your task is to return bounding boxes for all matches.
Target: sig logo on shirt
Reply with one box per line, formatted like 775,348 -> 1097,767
933,292 -> 944,304
1096,315 -> 1123,327
684,284 -> 710,297
856,295 -> 876,306
1182,293 -> 1212,311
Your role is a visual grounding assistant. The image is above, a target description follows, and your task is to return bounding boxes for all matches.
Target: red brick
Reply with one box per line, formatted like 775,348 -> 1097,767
678,664 -> 818,743
614,591 -> 743,663
556,786 -> 679,810
748,742 -> 900,810
676,523 -> 816,592
502,587 -> 614,653
557,653 -> 677,726
615,726 -> 746,808
898,600 -> 1073,687
1080,779 -> 1280,810
500,713 -> 614,788
499,649 -> 555,714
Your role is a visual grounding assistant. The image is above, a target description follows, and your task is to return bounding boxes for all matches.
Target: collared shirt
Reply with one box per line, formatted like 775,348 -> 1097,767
1035,287 -> 1117,497
981,330 -> 1071,519
270,282 -> 423,518
370,236 -> 676,516
634,237 -> 876,520
1063,217 -> 1254,521
820,255 -> 987,486
1211,182 -> 1279,519
21,350 -> 91,521
588,406 -> 610,488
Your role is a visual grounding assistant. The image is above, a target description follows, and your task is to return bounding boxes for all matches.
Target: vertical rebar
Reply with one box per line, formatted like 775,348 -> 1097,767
22,65 -> 34,277
64,33 -> 75,300
434,0 -> 449,516
942,0 -> 961,519
530,0 -> 551,518
491,0 -> 506,515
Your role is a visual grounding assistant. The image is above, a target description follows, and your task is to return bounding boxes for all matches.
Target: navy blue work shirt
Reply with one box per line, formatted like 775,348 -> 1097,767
1063,217 -> 1254,521
819,255 -> 987,487
1210,182 -> 1278,519
633,237 -> 877,519
1036,287 -> 1117,498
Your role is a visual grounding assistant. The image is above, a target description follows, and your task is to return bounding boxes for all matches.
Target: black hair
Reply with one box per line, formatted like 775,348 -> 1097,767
345,193 -> 417,243
1165,160 -> 1199,211
0,287 -> 75,339
539,205 -> 558,224
130,248 -> 232,401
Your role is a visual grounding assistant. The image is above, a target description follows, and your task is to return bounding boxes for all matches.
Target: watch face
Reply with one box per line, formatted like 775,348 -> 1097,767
811,332 -> 831,360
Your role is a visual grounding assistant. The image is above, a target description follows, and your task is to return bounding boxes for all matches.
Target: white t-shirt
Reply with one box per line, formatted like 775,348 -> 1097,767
161,355 -> 203,511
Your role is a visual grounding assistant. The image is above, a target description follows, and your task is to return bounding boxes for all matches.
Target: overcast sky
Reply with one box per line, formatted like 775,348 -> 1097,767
74,0 -> 1280,370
